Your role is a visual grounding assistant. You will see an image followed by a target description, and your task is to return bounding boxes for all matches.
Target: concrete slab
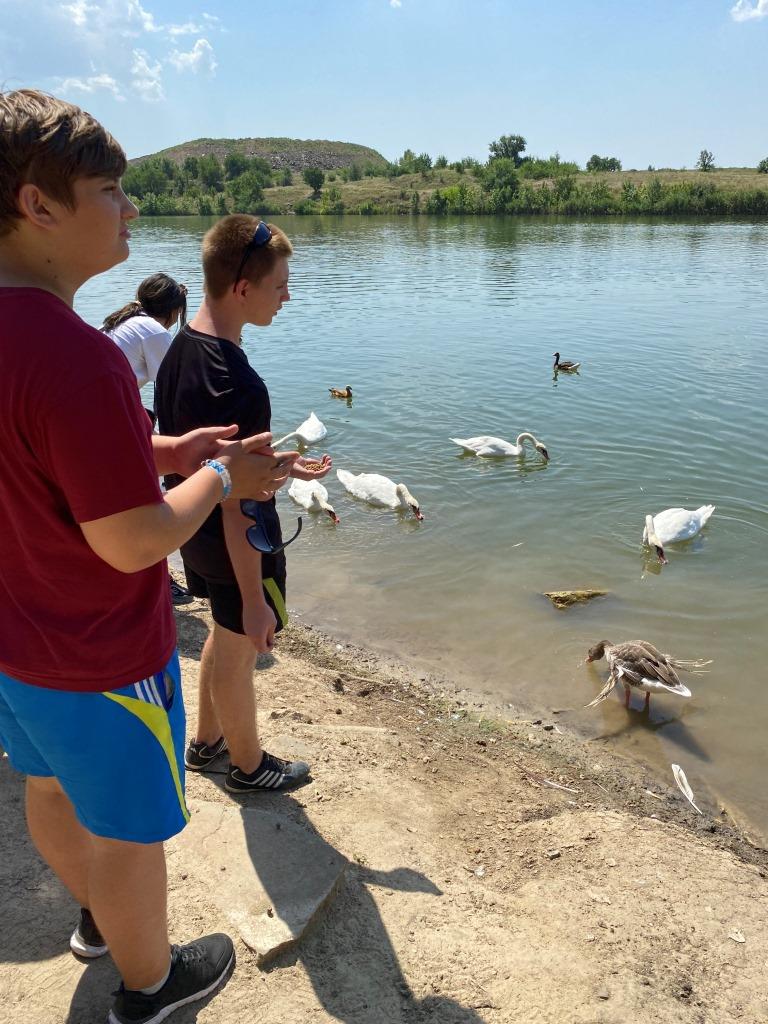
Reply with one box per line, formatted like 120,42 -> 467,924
171,799 -> 346,963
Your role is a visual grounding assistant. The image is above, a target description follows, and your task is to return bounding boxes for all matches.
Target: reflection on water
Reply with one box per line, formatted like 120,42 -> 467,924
77,215 -> 768,837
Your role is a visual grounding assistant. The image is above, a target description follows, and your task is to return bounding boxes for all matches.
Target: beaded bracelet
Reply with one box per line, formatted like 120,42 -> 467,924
201,458 -> 232,501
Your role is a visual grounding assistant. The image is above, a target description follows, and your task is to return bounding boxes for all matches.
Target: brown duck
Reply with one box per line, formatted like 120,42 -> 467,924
585,640 -> 711,711
329,385 -> 353,399
553,352 -> 581,372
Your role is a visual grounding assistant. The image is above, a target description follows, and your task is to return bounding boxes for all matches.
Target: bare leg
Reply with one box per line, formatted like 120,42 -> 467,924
201,622 -> 263,773
644,692 -> 651,712
26,776 -> 170,990
26,776 -> 91,907
89,835 -> 170,990
195,631 -> 222,746
624,685 -> 631,710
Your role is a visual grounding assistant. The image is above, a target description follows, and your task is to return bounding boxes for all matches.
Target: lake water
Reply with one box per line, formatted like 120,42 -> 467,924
78,215 -> 768,837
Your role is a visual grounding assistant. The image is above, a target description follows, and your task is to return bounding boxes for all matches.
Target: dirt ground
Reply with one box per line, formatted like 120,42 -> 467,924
2,595 -> 767,1024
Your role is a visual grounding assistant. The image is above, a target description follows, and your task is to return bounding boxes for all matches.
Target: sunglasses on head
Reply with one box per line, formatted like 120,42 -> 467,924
241,499 -> 302,555
232,221 -> 273,292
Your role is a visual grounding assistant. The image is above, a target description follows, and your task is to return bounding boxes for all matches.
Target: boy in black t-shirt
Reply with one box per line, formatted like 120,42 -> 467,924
156,216 -> 331,792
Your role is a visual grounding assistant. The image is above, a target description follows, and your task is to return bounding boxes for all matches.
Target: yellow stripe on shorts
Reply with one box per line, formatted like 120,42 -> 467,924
263,577 -> 288,628
102,692 -> 189,823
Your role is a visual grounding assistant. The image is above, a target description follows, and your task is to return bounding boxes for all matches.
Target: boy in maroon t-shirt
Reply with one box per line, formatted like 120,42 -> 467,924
0,90 -> 298,1024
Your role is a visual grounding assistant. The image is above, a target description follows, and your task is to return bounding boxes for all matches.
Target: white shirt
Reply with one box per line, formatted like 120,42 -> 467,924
105,314 -> 173,389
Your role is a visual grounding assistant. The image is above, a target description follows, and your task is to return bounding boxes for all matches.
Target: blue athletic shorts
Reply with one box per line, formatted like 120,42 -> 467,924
0,651 -> 189,844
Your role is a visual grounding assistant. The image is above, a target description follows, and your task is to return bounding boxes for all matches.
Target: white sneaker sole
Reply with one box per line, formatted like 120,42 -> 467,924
106,948 -> 235,1024
70,928 -> 108,959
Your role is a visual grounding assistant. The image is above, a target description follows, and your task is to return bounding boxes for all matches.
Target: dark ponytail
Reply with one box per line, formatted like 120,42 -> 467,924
102,273 -> 188,332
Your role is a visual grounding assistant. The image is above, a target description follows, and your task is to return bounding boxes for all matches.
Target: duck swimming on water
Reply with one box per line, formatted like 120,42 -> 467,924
553,352 -> 580,372
329,385 -> 353,399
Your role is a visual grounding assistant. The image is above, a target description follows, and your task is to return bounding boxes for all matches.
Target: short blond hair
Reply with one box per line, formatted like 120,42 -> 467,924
0,89 -> 126,237
201,215 -> 293,299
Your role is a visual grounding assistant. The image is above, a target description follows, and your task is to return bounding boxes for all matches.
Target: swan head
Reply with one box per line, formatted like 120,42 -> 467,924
586,641 -> 611,664
396,483 -> 424,521
314,496 -> 339,524
644,514 -> 668,565
516,433 -> 549,460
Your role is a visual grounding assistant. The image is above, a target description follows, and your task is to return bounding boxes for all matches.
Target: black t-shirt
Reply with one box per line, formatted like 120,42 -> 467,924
155,323 -> 280,582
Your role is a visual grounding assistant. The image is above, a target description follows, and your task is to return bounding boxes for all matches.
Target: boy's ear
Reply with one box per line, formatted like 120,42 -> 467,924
16,183 -> 60,230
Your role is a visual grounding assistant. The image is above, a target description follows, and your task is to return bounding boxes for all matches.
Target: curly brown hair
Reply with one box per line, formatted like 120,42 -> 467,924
0,89 -> 126,237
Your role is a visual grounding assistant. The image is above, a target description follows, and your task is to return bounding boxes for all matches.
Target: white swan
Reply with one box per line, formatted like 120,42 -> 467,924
643,506 -> 715,563
449,432 -> 549,460
274,411 -> 327,448
336,469 -> 424,520
288,479 -> 339,524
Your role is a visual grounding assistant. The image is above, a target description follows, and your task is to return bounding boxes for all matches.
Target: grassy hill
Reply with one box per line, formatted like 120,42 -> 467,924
131,137 -> 388,172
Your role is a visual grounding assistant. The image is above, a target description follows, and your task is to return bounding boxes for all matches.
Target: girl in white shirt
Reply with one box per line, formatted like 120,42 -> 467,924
103,273 -> 188,391
103,273 -> 190,604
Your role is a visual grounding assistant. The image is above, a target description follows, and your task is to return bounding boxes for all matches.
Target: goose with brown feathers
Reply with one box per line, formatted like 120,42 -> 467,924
585,640 -> 711,711
553,352 -> 581,372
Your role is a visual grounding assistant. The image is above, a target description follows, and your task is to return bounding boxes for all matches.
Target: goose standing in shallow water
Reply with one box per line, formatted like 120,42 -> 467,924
643,506 -> 715,564
336,469 -> 424,520
449,432 -> 549,460
288,479 -> 339,524
585,640 -> 711,711
553,352 -> 581,372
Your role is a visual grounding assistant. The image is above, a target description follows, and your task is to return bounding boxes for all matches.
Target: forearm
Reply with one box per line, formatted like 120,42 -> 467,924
150,434 -> 178,476
222,500 -> 265,604
80,468 -> 225,573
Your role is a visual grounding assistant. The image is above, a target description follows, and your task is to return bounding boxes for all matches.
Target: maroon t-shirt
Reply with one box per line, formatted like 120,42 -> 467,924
0,288 -> 175,691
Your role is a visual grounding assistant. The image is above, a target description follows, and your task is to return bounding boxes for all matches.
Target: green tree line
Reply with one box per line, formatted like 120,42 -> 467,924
122,135 -> 768,217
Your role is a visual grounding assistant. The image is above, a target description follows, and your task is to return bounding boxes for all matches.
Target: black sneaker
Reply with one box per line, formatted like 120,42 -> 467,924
70,907 -> 108,958
185,736 -> 228,771
225,751 -> 311,793
169,577 -> 193,606
108,933 -> 234,1024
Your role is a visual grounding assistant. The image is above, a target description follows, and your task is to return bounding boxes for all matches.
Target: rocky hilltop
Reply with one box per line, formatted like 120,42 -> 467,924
130,136 -> 388,172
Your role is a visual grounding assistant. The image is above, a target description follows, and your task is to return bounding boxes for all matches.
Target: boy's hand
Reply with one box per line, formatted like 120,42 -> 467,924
242,596 -> 277,653
218,437 -> 300,499
290,454 -> 332,481
170,424 -> 241,477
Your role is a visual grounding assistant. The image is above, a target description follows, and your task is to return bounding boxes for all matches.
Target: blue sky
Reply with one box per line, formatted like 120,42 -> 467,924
1,0 -> 766,168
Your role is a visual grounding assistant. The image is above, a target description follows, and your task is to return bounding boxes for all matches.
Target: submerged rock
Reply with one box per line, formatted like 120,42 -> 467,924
543,589 -> 608,609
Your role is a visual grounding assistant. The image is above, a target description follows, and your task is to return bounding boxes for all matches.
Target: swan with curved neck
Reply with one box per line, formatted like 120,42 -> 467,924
449,432 -> 550,459
336,469 -> 424,521
288,479 -> 339,523
642,506 -> 715,564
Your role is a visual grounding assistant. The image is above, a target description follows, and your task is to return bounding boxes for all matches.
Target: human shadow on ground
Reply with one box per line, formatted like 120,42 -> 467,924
194,771 -> 486,1024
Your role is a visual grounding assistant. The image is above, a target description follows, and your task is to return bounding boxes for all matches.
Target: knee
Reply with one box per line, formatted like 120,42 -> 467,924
26,774 -> 67,797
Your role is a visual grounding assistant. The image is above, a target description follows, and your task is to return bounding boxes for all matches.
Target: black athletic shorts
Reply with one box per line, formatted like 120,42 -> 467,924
184,554 -> 288,637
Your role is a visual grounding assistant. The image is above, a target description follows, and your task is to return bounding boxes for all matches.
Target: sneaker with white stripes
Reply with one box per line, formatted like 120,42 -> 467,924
185,736 -> 228,771
225,751 -> 310,793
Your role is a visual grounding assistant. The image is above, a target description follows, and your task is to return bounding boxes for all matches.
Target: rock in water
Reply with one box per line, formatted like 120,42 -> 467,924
543,589 -> 608,610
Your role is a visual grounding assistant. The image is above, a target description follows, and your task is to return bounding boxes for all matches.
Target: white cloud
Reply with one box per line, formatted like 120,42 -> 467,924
58,71 -> 125,100
390,0 -> 402,7
730,0 -> 768,20
60,0 -> 98,27
168,37 -> 217,75
131,48 -> 164,101
125,0 -> 159,33
166,21 -> 203,37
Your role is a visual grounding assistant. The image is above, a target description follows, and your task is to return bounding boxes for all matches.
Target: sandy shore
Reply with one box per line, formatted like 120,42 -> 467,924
2,593 -> 767,1024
